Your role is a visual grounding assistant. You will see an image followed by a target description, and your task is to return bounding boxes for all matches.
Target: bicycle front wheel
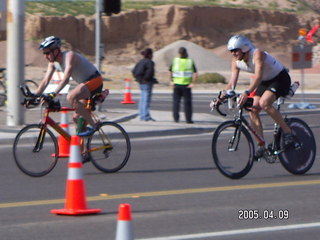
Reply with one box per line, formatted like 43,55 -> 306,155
212,121 -> 254,179
278,118 -> 316,175
13,124 -> 58,177
87,122 -> 131,173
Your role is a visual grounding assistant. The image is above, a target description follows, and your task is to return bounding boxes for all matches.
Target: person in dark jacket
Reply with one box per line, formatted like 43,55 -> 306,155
132,48 -> 157,121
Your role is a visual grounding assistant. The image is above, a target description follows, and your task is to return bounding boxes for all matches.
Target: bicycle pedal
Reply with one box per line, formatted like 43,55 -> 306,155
82,155 -> 91,164
253,156 -> 261,162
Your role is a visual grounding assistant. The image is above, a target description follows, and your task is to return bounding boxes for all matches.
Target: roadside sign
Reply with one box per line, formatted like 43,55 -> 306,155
291,44 -> 313,69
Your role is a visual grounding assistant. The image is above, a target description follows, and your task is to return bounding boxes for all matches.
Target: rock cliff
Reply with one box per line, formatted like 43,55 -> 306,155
24,4 -> 319,59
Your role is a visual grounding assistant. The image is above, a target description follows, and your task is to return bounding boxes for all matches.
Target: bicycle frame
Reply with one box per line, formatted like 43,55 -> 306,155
42,107 -> 73,142
233,107 -> 266,148
234,97 -> 305,162
33,107 -> 73,153
233,97 -> 288,158
37,104 -> 112,155
39,97 -> 99,144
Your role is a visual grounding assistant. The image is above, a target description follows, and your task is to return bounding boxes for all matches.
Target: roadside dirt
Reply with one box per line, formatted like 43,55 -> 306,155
1,3 -> 320,91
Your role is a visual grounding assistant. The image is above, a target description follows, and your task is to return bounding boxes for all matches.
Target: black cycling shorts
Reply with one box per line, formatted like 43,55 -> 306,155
255,69 -> 291,98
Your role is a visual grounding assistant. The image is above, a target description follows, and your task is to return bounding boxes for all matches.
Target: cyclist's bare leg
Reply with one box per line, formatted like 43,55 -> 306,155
71,99 -> 88,124
249,95 -> 264,145
259,90 -> 291,133
67,83 -> 96,127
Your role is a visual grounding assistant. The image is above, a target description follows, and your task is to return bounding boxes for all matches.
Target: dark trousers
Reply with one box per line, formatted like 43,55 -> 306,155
173,84 -> 192,122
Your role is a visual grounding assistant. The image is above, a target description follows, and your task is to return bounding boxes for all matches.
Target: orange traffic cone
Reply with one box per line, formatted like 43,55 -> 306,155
115,203 -> 134,240
51,136 -> 102,215
121,78 -> 135,104
57,107 -> 70,157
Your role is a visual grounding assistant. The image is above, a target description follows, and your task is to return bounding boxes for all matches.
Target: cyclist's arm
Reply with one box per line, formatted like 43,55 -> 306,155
35,62 -> 55,95
54,51 -> 76,94
238,50 -> 265,106
226,59 -> 240,90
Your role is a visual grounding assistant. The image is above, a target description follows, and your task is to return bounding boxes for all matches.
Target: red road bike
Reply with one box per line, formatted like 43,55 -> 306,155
13,85 -> 131,177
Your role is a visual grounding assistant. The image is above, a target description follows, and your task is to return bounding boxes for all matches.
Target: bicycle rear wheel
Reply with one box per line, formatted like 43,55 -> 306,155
23,79 -> 39,93
0,81 -> 6,107
212,121 -> 254,179
13,124 -> 58,177
87,122 -> 131,173
278,118 -> 316,175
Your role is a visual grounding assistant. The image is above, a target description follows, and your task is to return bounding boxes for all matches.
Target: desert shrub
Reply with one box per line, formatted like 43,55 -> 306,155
197,73 -> 226,84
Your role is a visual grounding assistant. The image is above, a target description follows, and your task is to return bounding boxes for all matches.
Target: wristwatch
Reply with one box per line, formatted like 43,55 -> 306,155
244,90 -> 251,95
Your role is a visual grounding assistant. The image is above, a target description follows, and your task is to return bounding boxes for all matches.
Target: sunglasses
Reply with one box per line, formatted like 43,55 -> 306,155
43,50 -> 52,55
230,48 -> 241,53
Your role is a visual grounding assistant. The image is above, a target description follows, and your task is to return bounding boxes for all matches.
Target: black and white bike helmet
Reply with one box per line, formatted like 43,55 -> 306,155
227,35 -> 254,53
39,36 -> 61,50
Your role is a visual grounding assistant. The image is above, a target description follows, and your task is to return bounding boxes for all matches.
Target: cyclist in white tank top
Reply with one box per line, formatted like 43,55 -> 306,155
35,36 -> 103,136
236,48 -> 284,81
211,35 -> 295,160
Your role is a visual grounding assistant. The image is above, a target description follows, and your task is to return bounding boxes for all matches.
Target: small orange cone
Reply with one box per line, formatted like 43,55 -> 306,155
51,136 -> 102,215
115,204 -> 134,240
121,78 -> 135,104
57,107 -> 70,157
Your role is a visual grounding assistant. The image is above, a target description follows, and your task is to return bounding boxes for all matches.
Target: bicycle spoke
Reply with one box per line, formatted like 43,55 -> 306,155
13,124 -> 58,177
212,121 -> 254,179
87,122 -> 130,173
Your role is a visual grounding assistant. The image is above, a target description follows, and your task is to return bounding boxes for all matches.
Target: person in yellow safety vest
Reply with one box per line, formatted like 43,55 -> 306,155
169,47 -> 197,123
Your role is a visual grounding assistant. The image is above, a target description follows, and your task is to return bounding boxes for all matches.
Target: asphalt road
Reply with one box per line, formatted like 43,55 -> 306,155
105,92 -> 320,114
1,93 -> 320,240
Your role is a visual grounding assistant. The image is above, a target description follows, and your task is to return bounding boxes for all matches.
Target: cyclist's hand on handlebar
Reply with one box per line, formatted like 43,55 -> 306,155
42,92 -> 56,102
209,98 -> 220,109
209,100 -> 215,109
237,92 -> 248,107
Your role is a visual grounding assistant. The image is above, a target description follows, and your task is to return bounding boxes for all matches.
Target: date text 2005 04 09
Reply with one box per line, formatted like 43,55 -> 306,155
238,209 -> 289,220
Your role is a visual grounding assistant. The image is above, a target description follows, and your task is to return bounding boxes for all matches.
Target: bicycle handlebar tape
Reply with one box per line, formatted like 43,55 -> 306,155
51,136 -> 102,215
56,107 -> 70,157
121,78 -> 135,104
115,204 -> 134,240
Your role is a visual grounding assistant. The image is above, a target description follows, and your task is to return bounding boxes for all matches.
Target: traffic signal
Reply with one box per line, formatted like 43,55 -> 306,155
103,0 -> 121,16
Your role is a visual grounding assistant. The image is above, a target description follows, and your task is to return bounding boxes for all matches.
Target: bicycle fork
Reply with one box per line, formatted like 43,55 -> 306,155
33,126 -> 46,152
228,121 -> 242,152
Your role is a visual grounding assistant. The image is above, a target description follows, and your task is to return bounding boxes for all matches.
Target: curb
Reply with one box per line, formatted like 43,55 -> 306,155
127,127 -> 215,139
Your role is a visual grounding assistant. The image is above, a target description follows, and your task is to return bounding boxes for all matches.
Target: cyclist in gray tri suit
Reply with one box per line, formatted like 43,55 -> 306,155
216,35 -> 295,159
35,36 -> 103,136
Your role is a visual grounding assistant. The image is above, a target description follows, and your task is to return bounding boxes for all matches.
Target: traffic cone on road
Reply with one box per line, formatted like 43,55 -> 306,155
121,78 -> 135,104
57,107 -> 70,157
115,203 -> 134,240
51,136 -> 102,215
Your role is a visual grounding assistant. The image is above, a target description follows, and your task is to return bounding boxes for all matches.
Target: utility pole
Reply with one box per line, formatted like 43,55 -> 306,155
95,0 -> 103,71
6,0 -> 24,126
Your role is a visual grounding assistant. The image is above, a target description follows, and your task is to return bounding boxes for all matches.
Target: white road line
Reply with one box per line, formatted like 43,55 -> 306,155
137,222 -> 320,240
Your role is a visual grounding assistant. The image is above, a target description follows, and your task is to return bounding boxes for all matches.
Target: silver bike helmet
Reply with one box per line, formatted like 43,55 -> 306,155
227,35 -> 254,53
39,36 -> 61,50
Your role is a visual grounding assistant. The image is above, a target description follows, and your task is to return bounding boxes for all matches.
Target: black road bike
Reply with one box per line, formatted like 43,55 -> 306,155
211,89 -> 316,179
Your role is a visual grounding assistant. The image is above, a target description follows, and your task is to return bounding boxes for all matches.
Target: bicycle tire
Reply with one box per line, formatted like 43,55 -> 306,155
23,79 -> 39,93
87,121 -> 131,173
212,121 -> 255,179
0,81 -> 6,107
13,124 -> 58,177
278,118 -> 316,175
